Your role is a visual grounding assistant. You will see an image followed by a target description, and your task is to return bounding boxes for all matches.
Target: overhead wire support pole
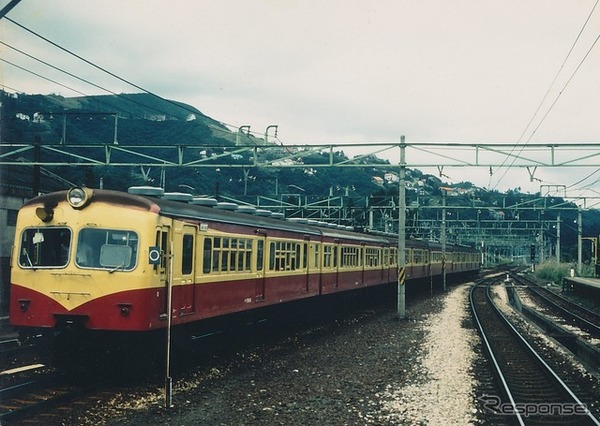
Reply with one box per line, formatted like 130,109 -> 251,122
442,189 -> 447,291
397,135 -> 406,320
165,243 -> 174,409
0,0 -> 21,19
113,113 -> 119,145
556,212 -> 561,264
578,207 -> 583,275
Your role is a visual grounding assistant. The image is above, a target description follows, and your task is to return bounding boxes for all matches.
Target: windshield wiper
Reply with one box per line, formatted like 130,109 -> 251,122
109,261 -> 125,274
24,249 -> 36,270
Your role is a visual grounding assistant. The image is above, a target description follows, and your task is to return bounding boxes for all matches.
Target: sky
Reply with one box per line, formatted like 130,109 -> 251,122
1,0 -> 600,201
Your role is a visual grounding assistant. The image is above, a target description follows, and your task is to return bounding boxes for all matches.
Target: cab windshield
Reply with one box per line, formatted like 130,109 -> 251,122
19,227 -> 71,268
76,228 -> 138,271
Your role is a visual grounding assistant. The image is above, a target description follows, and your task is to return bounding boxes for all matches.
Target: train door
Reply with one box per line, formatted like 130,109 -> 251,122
316,239 -> 323,295
255,231 -> 266,301
381,246 -> 386,282
178,225 -> 196,314
383,247 -> 389,282
334,239 -> 340,289
303,236 -> 310,292
360,243 -> 366,285
156,225 -> 171,319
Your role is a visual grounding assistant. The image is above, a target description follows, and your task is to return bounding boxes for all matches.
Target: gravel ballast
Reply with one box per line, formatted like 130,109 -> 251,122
72,279 -> 598,425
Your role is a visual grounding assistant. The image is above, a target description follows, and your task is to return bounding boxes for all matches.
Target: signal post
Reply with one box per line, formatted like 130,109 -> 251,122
398,136 -> 406,319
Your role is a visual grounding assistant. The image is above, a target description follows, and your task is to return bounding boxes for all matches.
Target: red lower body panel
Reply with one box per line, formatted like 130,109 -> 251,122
10,265 -> 479,333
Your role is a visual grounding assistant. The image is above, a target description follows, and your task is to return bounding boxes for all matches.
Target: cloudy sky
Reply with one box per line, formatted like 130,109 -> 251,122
1,0 -> 599,199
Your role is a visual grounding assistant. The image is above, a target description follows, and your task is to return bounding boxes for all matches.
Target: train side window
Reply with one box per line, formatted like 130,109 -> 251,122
295,243 -> 301,270
237,248 -> 244,270
244,238 -> 252,271
161,231 -> 168,269
154,231 -> 160,272
256,239 -> 264,271
212,237 -> 221,271
323,245 -> 332,268
414,250 -> 421,264
333,245 -> 338,268
154,229 -> 169,273
341,246 -> 355,267
203,238 -> 212,273
269,242 -> 276,270
303,243 -> 308,269
182,234 -> 194,275
365,247 -> 381,267
221,248 -> 229,271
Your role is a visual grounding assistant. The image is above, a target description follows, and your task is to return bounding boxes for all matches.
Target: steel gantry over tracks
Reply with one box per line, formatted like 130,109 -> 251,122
2,142 -> 600,172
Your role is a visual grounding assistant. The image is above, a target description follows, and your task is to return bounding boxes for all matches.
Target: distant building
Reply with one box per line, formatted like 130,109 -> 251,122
372,176 -> 384,186
384,172 -> 399,183
272,158 -> 299,167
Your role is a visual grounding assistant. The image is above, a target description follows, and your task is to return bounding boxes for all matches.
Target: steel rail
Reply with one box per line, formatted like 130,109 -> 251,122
511,273 -> 600,337
470,277 -> 600,425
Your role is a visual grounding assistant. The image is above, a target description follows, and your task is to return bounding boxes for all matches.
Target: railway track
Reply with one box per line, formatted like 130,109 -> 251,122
470,277 -> 600,425
511,272 -> 600,339
0,335 -> 132,424
0,371 -> 79,423
0,364 -> 122,425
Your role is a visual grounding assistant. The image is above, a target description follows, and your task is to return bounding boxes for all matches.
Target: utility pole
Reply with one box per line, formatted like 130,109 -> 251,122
61,112 -> 67,144
113,113 -> 119,145
243,168 -> 250,195
397,136 -> 406,319
236,125 -> 251,145
33,137 -> 40,195
556,213 -> 561,263
441,189 -> 447,291
0,0 -> 22,19
578,207 -> 583,275
264,125 -> 278,145
539,211 -> 544,263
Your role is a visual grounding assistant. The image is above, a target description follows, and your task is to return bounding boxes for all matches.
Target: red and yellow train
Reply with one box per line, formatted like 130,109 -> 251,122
10,186 -> 480,341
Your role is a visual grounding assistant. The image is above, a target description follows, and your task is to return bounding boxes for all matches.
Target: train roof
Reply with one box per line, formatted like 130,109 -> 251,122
155,196 -> 389,244
426,241 -> 478,253
22,188 -> 476,251
23,189 -> 388,244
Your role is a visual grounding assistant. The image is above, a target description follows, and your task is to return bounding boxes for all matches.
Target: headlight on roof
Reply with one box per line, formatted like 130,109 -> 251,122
67,187 -> 93,209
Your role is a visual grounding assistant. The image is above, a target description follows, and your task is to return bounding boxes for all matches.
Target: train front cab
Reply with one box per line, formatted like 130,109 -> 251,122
9,189 -> 169,338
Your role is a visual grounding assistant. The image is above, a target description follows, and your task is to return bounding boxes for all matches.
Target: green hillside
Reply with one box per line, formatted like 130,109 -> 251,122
2,90 -> 600,259
0,91 -> 381,202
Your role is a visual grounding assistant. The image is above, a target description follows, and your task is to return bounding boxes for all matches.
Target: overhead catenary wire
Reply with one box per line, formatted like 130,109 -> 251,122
515,0 -> 599,148
566,168 -> 600,189
4,17 -> 195,117
490,0 -> 600,191
0,57 -> 93,99
3,16 -> 272,142
0,40 -> 194,121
